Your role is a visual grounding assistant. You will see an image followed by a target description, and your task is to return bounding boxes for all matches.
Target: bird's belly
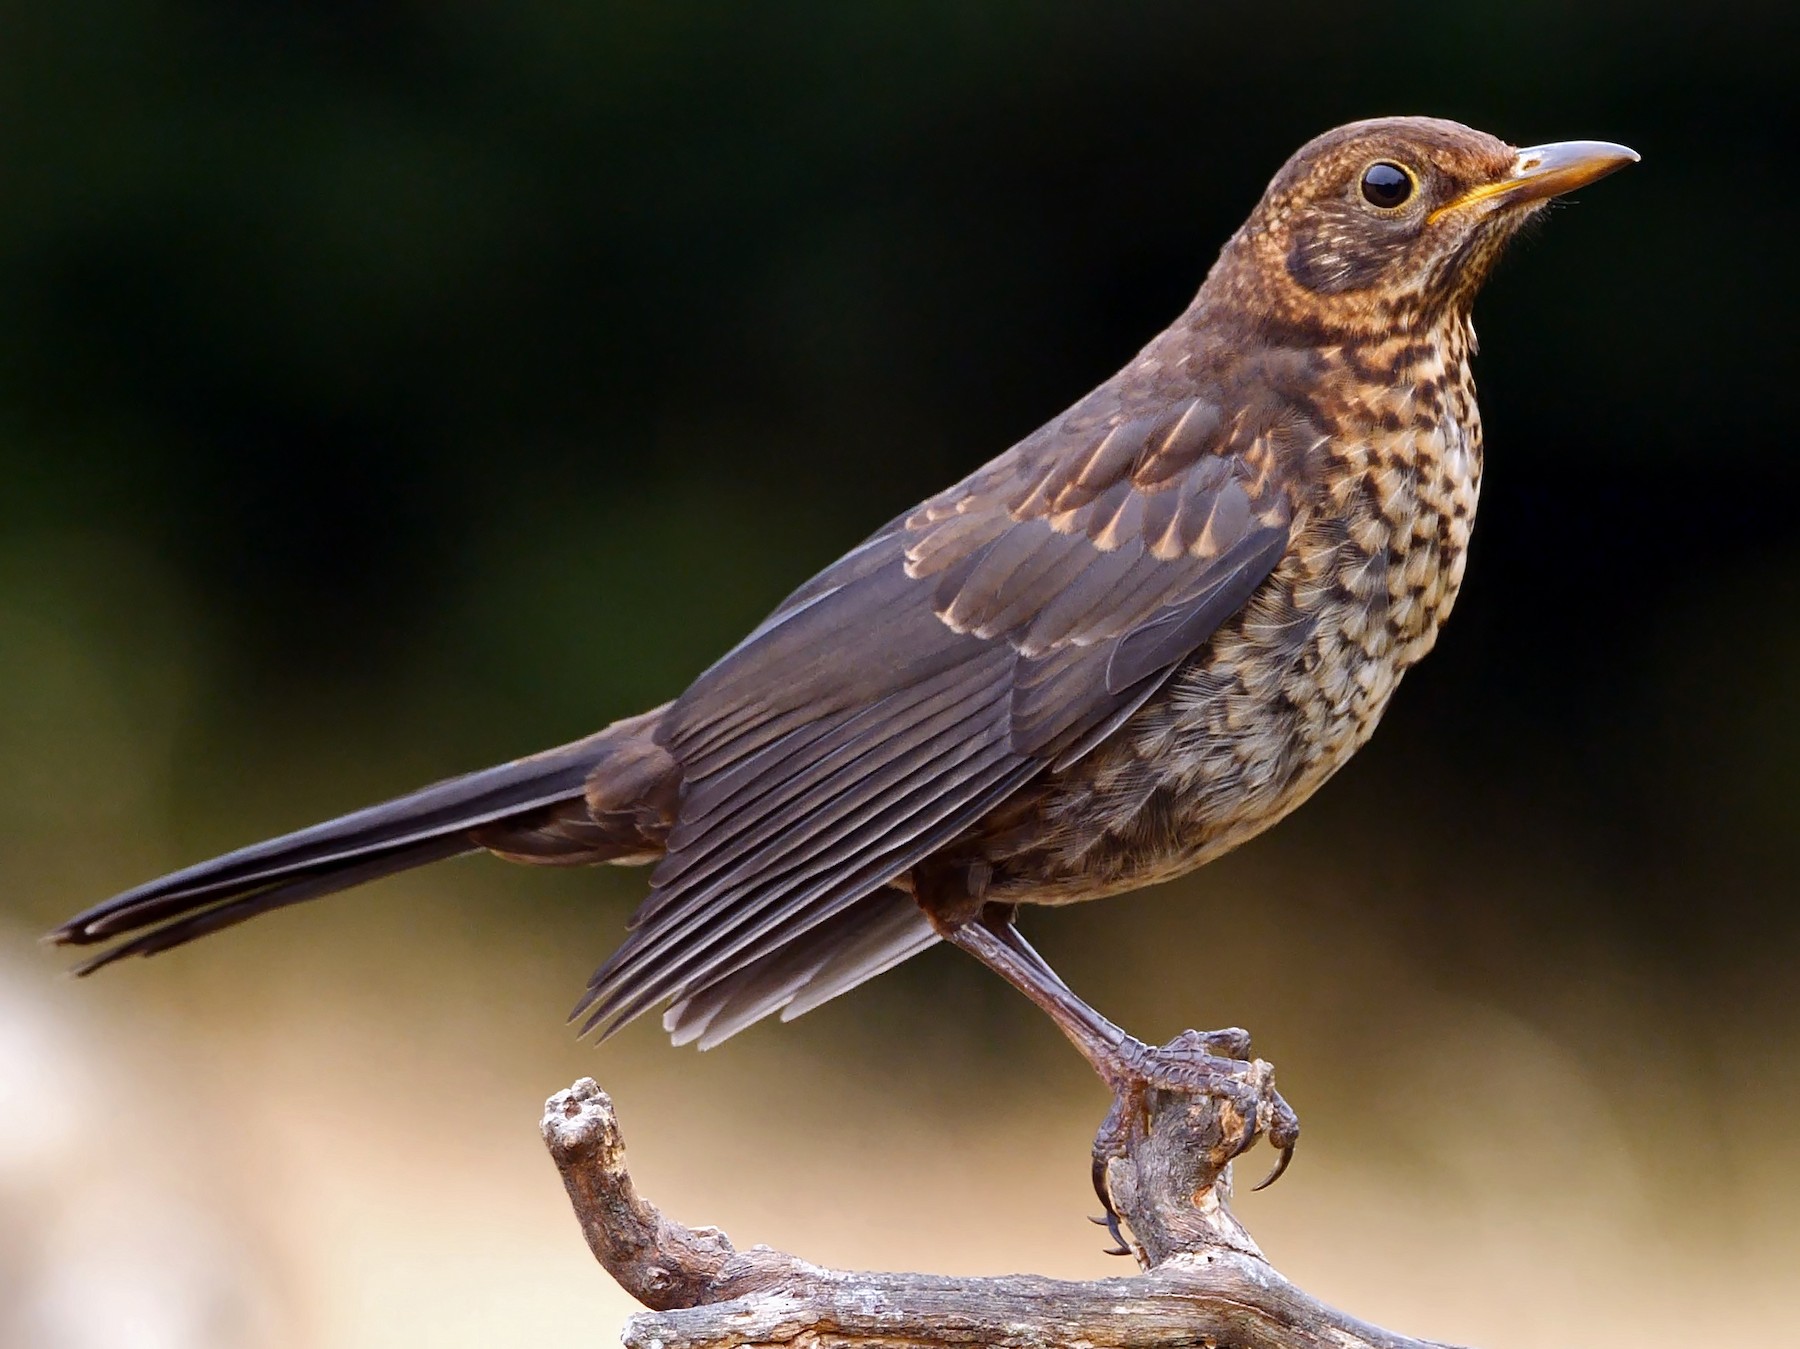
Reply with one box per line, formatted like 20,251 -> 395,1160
981,474 -> 1475,906
988,630 -> 1408,905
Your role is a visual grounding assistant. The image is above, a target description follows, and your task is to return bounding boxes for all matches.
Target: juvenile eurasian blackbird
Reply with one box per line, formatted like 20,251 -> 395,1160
52,117 -> 1635,1193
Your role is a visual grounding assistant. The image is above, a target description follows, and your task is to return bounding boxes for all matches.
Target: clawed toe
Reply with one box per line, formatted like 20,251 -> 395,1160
1252,1085 -> 1302,1190
1089,1092 -> 1138,1255
1087,1025 -> 1300,1249
1088,1209 -> 1132,1257
1163,1026 -> 1254,1060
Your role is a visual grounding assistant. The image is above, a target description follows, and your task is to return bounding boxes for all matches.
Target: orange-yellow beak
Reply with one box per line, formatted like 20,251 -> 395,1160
1431,140 -> 1639,222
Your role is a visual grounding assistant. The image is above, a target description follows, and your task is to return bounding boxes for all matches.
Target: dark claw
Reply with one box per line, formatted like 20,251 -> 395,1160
1251,1140 -> 1295,1191
1252,1088 -> 1301,1190
1089,1211 -> 1132,1256
1090,1152 -> 1132,1255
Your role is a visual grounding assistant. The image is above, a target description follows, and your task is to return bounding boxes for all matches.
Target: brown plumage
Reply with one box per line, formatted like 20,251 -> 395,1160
51,120 -> 1635,1094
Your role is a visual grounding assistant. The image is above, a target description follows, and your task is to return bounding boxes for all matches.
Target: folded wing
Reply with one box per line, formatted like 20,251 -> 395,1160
576,357 -> 1311,1038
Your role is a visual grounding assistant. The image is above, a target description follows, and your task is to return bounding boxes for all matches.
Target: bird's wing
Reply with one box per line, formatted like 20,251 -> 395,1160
575,360 -> 1312,1035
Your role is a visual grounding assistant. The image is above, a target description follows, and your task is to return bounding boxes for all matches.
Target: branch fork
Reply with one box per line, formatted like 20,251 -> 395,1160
542,1035 -> 1468,1349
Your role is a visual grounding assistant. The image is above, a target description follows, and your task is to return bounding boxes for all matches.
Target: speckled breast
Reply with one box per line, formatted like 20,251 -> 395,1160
989,324 -> 1484,904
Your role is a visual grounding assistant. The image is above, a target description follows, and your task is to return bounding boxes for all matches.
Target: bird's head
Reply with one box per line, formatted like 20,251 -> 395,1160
1206,116 -> 1637,341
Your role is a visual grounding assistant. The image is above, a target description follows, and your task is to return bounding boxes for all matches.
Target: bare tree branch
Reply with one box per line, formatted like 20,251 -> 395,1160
542,1054 -> 1468,1349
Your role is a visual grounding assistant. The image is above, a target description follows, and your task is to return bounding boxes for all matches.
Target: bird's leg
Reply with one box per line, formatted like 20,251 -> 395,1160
942,909 -> 1298,1251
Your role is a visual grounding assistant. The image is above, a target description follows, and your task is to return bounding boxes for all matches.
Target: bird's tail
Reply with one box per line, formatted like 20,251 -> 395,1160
47,706 -> 941,1046
48,713 -> 671,975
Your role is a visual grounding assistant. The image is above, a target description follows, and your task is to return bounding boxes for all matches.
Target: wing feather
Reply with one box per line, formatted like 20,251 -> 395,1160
662,888 -> 939,1050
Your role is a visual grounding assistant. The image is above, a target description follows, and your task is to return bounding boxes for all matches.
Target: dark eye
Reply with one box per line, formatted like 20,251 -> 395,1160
1360,162 -> 1414,209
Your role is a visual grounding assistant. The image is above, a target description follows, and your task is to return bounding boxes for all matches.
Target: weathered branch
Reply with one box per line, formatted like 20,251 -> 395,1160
543,1062 -> 1467,1349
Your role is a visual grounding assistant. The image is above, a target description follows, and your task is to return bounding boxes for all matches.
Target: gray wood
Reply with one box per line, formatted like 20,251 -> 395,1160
541,1070 -> 1468,1349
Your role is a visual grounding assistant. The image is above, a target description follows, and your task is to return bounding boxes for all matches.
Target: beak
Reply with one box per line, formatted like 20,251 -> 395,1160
1431,140 -> 1639,221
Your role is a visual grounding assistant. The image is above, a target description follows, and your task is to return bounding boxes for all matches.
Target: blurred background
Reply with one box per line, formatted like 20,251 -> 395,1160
2,3 -> 1795,1345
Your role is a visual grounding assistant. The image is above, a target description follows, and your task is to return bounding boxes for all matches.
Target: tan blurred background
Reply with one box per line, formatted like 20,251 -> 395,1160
3,4 -> 1797,1346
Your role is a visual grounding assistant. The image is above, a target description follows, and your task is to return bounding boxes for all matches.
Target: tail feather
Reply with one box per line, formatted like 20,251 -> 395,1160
51,703 -> 941,1049
50,733 -> 615,966
67,835 -> 474,975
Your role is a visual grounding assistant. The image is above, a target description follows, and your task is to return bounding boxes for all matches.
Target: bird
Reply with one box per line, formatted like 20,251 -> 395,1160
51,117 -> 1635,1217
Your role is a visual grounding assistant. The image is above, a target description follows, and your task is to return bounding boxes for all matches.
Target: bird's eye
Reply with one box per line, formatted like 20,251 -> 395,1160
1360,162 -> 1415,209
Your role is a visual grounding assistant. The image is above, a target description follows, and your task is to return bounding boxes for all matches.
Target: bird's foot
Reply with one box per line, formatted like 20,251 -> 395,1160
1089,1027 -> 1299,1256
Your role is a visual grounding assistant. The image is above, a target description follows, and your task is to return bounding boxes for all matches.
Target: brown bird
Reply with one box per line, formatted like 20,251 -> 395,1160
51,117 -> 1634,1217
